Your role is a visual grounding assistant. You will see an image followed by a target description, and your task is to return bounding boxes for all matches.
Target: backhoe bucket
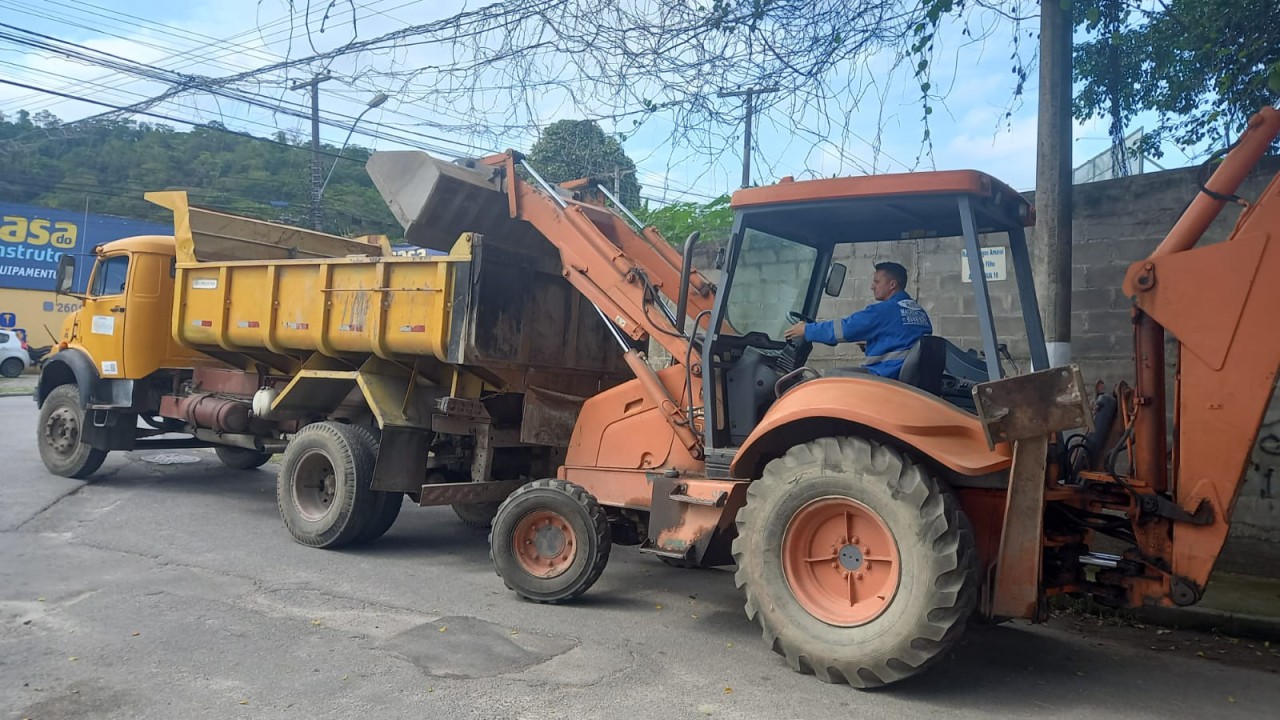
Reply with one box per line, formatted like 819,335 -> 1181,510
366,150 -> 530,251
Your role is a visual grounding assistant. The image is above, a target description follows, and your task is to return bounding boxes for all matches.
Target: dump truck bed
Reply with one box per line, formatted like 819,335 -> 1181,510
150,191 -> 628,395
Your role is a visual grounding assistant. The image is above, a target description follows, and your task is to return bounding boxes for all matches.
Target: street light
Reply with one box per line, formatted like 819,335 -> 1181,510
320,92 -> 389,197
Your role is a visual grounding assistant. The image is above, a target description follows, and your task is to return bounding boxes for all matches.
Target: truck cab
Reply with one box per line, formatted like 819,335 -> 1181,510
43,236 -> 221,412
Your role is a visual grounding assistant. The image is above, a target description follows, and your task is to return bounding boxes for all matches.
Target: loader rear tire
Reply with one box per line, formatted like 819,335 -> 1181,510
38,384 -> 107,479
490,479 -> 611,604
277,422 -> 380,549
215,446 -> 272,470
732,436 -> 977,689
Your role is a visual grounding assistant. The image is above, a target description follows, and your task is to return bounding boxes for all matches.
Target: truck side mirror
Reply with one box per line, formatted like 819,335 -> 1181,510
55,254 -> 76,295
825,262 -> 847,296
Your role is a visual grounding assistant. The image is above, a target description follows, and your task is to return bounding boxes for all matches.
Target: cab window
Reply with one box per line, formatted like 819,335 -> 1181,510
722,228 -> 818,339
89,255 -> 130,296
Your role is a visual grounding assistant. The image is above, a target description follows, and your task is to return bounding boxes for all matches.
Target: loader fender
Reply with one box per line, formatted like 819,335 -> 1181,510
730,375 -> 1011,479
36,348 -> 99,409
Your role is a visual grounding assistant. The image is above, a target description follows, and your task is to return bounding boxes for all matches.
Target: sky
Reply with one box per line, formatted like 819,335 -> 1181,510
0,0 -> 1203,204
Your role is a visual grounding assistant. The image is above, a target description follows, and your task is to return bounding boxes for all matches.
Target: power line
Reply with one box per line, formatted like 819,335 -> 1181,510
0,0 -> 415,114
0,27 -> 490,158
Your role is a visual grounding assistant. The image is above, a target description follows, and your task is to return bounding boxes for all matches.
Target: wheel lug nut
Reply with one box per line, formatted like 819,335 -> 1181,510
856,572 -> 864,580
851,536 -> 859,544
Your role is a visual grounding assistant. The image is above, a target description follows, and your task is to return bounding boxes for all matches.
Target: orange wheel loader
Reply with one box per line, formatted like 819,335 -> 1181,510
408,108 -> 1280,687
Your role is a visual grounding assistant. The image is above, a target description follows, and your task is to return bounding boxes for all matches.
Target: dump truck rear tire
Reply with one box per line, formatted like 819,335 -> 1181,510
453,501 -> 501,529
490,479 -> 611,603
347,426 -> 403,544
732,436 -> 977,689
277,422 -> 380,549
215,446 -> 272,470
658,556 -> 704,569
37,384 -> 107,479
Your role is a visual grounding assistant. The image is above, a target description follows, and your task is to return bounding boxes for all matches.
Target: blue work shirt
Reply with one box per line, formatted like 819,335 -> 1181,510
803,290 -> 932,378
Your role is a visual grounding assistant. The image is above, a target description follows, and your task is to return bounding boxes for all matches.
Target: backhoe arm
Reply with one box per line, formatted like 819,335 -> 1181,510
1121,107 -> 1280,602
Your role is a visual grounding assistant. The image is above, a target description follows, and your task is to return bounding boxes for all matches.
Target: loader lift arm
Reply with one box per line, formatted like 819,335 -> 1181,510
483,151 -> 710,456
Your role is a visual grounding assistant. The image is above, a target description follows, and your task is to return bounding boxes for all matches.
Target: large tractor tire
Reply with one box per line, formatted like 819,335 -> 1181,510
732,436 -> 978,688
37,384 -> 107,479
490,479 -> 611,604
215,446 -> 273,470
276,422 -> 381,549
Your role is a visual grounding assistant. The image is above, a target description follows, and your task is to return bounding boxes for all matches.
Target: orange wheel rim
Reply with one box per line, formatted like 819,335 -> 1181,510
782,496 -> 900,626
512,510 -> 577,578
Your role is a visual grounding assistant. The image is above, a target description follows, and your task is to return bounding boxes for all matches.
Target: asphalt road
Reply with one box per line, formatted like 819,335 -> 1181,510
3,396 -> 1279,719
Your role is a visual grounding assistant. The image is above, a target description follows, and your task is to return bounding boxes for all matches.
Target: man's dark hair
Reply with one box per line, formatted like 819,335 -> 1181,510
874,261 -> 908,290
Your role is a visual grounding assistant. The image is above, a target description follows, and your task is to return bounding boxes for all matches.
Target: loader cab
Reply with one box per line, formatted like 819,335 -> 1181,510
700,171 -> 1047,452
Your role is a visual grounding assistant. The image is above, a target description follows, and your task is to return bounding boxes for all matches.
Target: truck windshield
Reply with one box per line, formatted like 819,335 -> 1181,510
723,227 -> 817,339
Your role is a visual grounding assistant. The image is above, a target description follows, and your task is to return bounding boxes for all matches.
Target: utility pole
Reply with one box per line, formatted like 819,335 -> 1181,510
1032,1 -> 1072,368
291,73 -> 332,231
609,166 -> 634,199
719,86 -> 779,188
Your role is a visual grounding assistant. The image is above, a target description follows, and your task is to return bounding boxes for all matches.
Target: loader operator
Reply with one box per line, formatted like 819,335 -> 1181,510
782,261 -> 932,379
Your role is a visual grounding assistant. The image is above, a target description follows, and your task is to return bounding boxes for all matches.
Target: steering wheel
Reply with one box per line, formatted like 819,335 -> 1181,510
778,310 -> 815,373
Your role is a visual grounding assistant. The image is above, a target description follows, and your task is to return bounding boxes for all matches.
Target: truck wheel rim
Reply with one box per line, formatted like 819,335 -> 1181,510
512,510 -> 576,579
292,449 -> 337,521
781,496 -> 900,627
44,406 -> 80,457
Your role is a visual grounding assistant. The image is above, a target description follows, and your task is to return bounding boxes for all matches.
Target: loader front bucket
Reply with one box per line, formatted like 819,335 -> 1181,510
366,150 -> 536,251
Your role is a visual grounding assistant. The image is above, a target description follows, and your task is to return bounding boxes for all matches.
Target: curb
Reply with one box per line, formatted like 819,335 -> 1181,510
1136,605 -> 1280,643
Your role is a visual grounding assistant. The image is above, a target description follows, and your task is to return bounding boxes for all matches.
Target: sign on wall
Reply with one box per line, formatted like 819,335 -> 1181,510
0,202 -> 170,292
960,246 -> 1007,282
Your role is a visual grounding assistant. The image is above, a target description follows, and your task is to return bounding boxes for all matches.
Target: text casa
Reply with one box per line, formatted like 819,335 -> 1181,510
0,215 -> 78,248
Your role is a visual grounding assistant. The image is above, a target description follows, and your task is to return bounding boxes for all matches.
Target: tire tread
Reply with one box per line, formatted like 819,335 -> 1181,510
731,436 -> 978,688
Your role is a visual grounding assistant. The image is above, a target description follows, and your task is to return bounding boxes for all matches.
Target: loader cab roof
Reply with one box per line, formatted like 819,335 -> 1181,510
729,170 -> 1033,247
95,235 -> 177,256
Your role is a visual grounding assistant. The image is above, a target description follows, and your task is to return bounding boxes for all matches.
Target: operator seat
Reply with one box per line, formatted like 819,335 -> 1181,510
824,336 -> 947,395
896,335 -> 947,395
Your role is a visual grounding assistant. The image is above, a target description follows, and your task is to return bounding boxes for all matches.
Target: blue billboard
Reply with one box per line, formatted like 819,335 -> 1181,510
0,202 -> 172,292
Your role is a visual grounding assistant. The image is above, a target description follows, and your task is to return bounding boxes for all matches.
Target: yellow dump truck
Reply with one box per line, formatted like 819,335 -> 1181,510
36,185 -> 631,545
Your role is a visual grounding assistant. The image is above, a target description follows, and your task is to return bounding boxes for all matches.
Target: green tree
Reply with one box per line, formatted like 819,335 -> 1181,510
0,111 -> 401,238
638,194 -> 733,248
526,120 -> 642,207
1073,0 -> 1280,154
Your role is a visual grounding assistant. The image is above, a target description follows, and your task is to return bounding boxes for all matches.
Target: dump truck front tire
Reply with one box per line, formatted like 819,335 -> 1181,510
490,479 -> 611,603
37,384 -> 107,479
732,436 -> 977,688
215,446 -> 272,470
277,422 -> 380,549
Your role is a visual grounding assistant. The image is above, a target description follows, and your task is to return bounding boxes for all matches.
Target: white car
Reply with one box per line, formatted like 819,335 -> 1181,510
0,332 -> 31,377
